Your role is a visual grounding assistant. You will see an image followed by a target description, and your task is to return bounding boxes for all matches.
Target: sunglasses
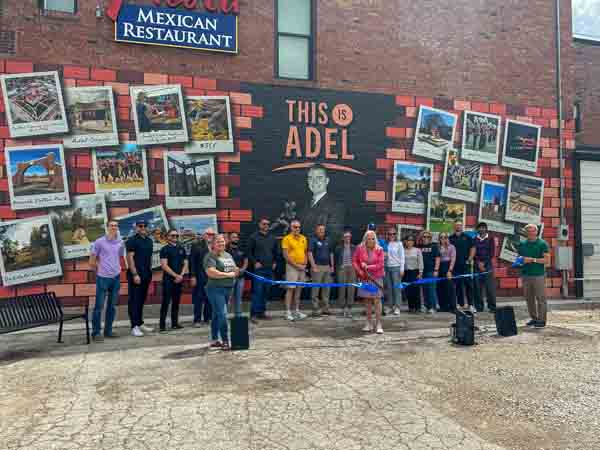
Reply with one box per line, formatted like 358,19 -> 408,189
137,224 -> 146,228
423,235 -> 432,239
169,234 -> 179,238
388,232 -> 397,236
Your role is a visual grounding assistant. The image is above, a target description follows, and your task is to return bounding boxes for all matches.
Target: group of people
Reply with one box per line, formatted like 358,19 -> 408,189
465,116 -> 499,150
87,215 -> 550,349
96,153 -> 144,185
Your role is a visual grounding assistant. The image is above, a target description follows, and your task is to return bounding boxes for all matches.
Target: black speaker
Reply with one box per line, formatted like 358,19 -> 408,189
452,310 -> 475,346
230,316 -> 249,351
495,306 -> 518,337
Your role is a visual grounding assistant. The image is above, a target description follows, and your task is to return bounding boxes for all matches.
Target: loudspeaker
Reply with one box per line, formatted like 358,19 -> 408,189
452,310 -> 475,346
230,316 -> 249,351
494,306 -> 518,337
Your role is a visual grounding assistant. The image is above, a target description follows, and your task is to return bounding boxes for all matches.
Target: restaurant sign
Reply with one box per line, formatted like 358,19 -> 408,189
111,2 -> 238,54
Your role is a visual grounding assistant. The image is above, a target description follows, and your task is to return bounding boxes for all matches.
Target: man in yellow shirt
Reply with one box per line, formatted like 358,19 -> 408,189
281,219 -> 308,321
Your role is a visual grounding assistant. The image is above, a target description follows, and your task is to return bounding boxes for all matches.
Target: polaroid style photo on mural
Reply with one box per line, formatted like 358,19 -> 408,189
92,142 -> 150,202
505,172 -> 545,224
164,152 -> 216,210
397,224 -> 423,242
5,144 -> 70,211
63,86 -> 119,149
501,119 -> 542,173
478,180 -> 514,235
0,215 -> 62,287
0,71 -> 69,138
130,84 -> 189,146
50,194 -> 108,260
170,214 -> 218,254
500,223 -> 545,263
412,106 -> 458,161
441,149 -> 482,204
185,96 -> 234,154
428,192 -> 466,238
392,161 -> 433,215
115,206 -> 169,270
461,110 -> 502,164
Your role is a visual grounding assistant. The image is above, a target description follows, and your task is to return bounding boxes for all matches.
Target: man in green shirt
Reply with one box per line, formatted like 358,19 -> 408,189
517,224 -> 550,328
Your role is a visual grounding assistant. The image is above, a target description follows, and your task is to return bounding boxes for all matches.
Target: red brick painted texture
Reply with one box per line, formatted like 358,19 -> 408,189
0,60 -> 575,304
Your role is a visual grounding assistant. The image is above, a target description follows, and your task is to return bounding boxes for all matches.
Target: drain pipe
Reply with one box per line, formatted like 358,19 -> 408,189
554,0 -> 568,298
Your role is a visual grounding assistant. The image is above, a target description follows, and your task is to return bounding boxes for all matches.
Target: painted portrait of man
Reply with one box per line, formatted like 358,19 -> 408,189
298,164 -> 345,241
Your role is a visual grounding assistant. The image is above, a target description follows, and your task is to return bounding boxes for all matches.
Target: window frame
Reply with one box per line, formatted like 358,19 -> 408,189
40,0 -> 78,14
572,0 -> 600,43
274,0 -> 316,81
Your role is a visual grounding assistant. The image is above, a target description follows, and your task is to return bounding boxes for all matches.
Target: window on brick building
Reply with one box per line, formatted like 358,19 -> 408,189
574,102 -> 582,133
276,0 -> 314,80
41,0 -> 77,14
572,0 -> 600,42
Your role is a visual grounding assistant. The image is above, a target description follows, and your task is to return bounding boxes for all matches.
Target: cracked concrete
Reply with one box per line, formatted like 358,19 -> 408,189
1,308 -> 599,450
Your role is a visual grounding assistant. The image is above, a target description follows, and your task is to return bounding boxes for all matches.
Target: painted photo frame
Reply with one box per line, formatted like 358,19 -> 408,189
505,172 -> 545,225
130,84 -> 189,146
51,194 -> 108,260
392,161 -> 433,215
501,119 -> 542,173
441,149 -> 482,204
63,86 -> 119,149
412,106 -> 458,161
92,143 -> 150,202
0,215 -> 62,286
185,96 -> 234,153
5,144 -> 70,211
164,153 -> 216,210
478,180 -> 514,235
461,110 -> 502,164
427,192 -> 466,235
0,71 -> 69,138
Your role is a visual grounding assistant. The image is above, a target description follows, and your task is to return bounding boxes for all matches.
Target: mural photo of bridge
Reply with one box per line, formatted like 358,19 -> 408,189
4,144 -> 70,210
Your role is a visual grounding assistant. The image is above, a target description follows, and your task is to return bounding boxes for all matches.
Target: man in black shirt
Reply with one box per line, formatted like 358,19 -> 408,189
159,229 -> 188,332
247,218 -> 278,320
190,228 -> 214,326
449,220 -> 476,311
419,231 -> 440,314
126,220 -> 155,337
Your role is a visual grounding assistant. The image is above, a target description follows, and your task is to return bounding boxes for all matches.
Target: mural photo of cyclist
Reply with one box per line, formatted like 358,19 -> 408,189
501,119 -> 542,173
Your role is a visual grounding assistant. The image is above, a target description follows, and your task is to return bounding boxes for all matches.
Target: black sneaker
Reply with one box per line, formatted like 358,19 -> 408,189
104,333 -> 118,338
534,321 -> 546,328
91,335 -> 104,342
526,320 -> 537,327
159,327 -> 168,334
172,324 -> 184,330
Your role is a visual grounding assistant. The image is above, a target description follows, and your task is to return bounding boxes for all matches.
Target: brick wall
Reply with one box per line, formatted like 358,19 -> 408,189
0,58 -> 577,303
0,0 -> 575,110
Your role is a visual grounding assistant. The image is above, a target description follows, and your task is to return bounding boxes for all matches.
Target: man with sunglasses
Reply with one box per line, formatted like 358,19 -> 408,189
248,217 -> 278,321
190,228 -> 215,327
126,219 -> 154,337
159,229 -> 188,332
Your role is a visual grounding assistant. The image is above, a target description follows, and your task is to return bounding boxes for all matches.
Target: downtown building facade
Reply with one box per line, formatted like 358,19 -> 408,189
0,0 -> 588,305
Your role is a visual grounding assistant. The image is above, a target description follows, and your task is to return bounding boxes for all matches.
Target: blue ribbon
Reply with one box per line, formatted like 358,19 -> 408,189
512,256 -> 525,268
245,271 -> 490,293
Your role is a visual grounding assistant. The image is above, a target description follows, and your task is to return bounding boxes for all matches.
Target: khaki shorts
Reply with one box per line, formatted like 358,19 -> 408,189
286,264 -> 306,288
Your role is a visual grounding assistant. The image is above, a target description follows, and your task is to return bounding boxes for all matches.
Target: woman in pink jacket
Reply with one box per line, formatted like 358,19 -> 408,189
353,230 -> 385,334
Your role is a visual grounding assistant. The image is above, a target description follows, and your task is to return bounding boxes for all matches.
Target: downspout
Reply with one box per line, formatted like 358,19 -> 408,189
554,0 -> 568,297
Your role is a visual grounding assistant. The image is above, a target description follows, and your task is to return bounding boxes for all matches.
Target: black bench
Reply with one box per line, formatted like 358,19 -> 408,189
0,292 -> 90,344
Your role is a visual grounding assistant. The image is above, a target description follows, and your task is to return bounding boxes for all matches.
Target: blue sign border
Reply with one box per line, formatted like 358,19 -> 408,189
114,4 -> 238,55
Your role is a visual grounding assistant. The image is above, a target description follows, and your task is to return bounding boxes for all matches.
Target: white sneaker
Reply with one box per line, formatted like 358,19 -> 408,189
427,308 -> 435,315
362,322 -> 372,332
393,307 -> 401,315
140,324 -> 154,333
285,312 -> 295,321
469,305 -> 477,314
293,311 -> 307,320
131,326 -> 144,337
376,324 -> 384,334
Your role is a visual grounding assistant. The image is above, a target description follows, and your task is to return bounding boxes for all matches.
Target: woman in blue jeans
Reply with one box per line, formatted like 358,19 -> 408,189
203,234 -> 239,350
